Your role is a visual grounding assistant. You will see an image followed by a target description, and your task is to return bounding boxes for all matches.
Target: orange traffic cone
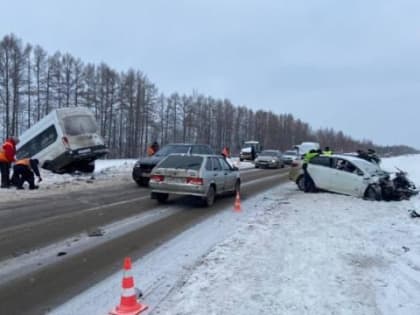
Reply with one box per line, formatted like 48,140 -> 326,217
109,257 -> 148,315
234,191 -> 241,212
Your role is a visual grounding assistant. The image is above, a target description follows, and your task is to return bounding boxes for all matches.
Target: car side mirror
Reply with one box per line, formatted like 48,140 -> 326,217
232,166 -> 239,171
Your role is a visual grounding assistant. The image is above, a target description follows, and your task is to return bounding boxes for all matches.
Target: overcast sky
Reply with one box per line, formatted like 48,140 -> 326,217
1,0 -> 419,148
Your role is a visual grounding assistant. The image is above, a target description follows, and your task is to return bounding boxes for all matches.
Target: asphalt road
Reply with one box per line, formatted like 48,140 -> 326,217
0,167 -> 290,315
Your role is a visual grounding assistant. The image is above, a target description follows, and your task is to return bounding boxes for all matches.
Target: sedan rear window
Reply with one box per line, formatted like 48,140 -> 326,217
158,155 -> 203,170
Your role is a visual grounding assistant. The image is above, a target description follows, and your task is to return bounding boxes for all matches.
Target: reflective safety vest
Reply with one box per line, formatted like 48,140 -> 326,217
323,150 -> 333,156
15,158 -> 31,167
0,141 -> 14,162
303,152 -> 319,164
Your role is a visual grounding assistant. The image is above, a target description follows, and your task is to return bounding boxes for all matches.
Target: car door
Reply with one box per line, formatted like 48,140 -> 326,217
219,157 -> 236,191
209,157 -> 225,193
307,156 -> 334,191
329,159 -> 365,196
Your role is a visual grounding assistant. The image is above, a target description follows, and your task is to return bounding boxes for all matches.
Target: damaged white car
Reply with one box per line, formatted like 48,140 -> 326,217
289,154 -> 418,201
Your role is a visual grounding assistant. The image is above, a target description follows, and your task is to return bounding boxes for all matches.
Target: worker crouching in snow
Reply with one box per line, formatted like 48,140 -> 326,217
11,158 -> 42,190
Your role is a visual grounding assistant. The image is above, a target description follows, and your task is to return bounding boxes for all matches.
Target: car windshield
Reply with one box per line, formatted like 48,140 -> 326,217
157,155 -> 203,170
154,145 -> 190,157
351,158 -> 387,176
260,150 -> 278,156
284,150 -> 297,156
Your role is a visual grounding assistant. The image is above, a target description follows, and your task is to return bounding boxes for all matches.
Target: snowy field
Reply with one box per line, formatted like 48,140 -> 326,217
2,156 -> 420,314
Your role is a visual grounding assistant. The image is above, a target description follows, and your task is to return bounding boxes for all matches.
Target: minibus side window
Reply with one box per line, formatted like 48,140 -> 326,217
17,125 -> 58,159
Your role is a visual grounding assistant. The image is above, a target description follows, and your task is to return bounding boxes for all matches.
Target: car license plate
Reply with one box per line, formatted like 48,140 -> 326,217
167,177 -> 184,183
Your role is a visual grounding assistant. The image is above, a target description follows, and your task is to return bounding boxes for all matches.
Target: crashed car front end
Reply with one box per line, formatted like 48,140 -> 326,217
379,171 -> 419,201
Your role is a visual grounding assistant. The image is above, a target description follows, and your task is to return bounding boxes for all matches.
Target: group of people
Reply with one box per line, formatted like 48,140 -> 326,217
0,137 -> 42,190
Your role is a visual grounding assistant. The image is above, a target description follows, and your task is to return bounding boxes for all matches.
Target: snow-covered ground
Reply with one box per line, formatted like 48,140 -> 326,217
3,156 -> 420,314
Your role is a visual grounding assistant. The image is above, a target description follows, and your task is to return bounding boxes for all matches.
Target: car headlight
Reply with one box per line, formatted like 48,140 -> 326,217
271,159 -> 276,163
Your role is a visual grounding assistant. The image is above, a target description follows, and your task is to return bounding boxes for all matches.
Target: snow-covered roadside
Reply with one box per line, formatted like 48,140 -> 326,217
50,155 -> 420,315
0,159 -> 138,202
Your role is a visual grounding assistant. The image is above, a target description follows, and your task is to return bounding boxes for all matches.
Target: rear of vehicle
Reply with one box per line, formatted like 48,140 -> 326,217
149,154 -> 240,206
289,159 -> 304,188
132,144 -> 214,186
54,108 -> 108,172
239,141 -> 261,161
17,107 -> 107,173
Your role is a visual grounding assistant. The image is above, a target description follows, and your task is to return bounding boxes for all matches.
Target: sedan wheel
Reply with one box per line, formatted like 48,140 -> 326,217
297,176 -> 305,191
203,186 -> 216,207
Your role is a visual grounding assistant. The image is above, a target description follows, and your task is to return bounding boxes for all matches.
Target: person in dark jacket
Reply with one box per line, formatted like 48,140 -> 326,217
302,149 -> 319,192
0,136 -> 19,188
11,158 -> 42,190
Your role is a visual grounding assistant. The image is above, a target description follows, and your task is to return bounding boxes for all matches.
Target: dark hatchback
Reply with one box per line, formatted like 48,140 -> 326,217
132,143 -> 215,186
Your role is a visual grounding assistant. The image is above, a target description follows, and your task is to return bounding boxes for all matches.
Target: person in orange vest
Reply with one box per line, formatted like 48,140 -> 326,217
147,141 -> 160,156
11,158 -> 42,190
221,146 -> 231,158
0,136 -> 19,188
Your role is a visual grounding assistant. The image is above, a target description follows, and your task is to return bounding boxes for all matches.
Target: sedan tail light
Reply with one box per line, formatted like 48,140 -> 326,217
186,177 -> 204,185
150,175 -> 164,182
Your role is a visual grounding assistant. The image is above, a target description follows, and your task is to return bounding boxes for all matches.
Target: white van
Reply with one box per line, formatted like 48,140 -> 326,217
295,142 -> 320,157
16,107 -> 108,173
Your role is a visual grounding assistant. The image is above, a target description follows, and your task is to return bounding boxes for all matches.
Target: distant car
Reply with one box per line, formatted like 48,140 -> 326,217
282,149 -> 299,165
132,143 -> 215,186
289,154 -> 390,200
149,154 -> 241,207
254,150 -> 284,169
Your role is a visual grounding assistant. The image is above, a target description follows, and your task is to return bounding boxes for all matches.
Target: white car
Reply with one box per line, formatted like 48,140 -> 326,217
290,154 -> 389,200
282,149 -> 299,165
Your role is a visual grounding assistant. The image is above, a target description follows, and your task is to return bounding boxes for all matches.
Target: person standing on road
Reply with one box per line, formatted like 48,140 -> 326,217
0,136 -> 19,188
221,146 -> 231,158
302,149 -> 319,192
11,158 -> 42,190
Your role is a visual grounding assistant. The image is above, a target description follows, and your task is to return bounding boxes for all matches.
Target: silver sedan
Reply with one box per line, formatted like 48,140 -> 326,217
149,154 -> 240,207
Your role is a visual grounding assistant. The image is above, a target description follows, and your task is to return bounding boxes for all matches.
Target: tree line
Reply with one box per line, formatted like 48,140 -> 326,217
0,34 -> 417,158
